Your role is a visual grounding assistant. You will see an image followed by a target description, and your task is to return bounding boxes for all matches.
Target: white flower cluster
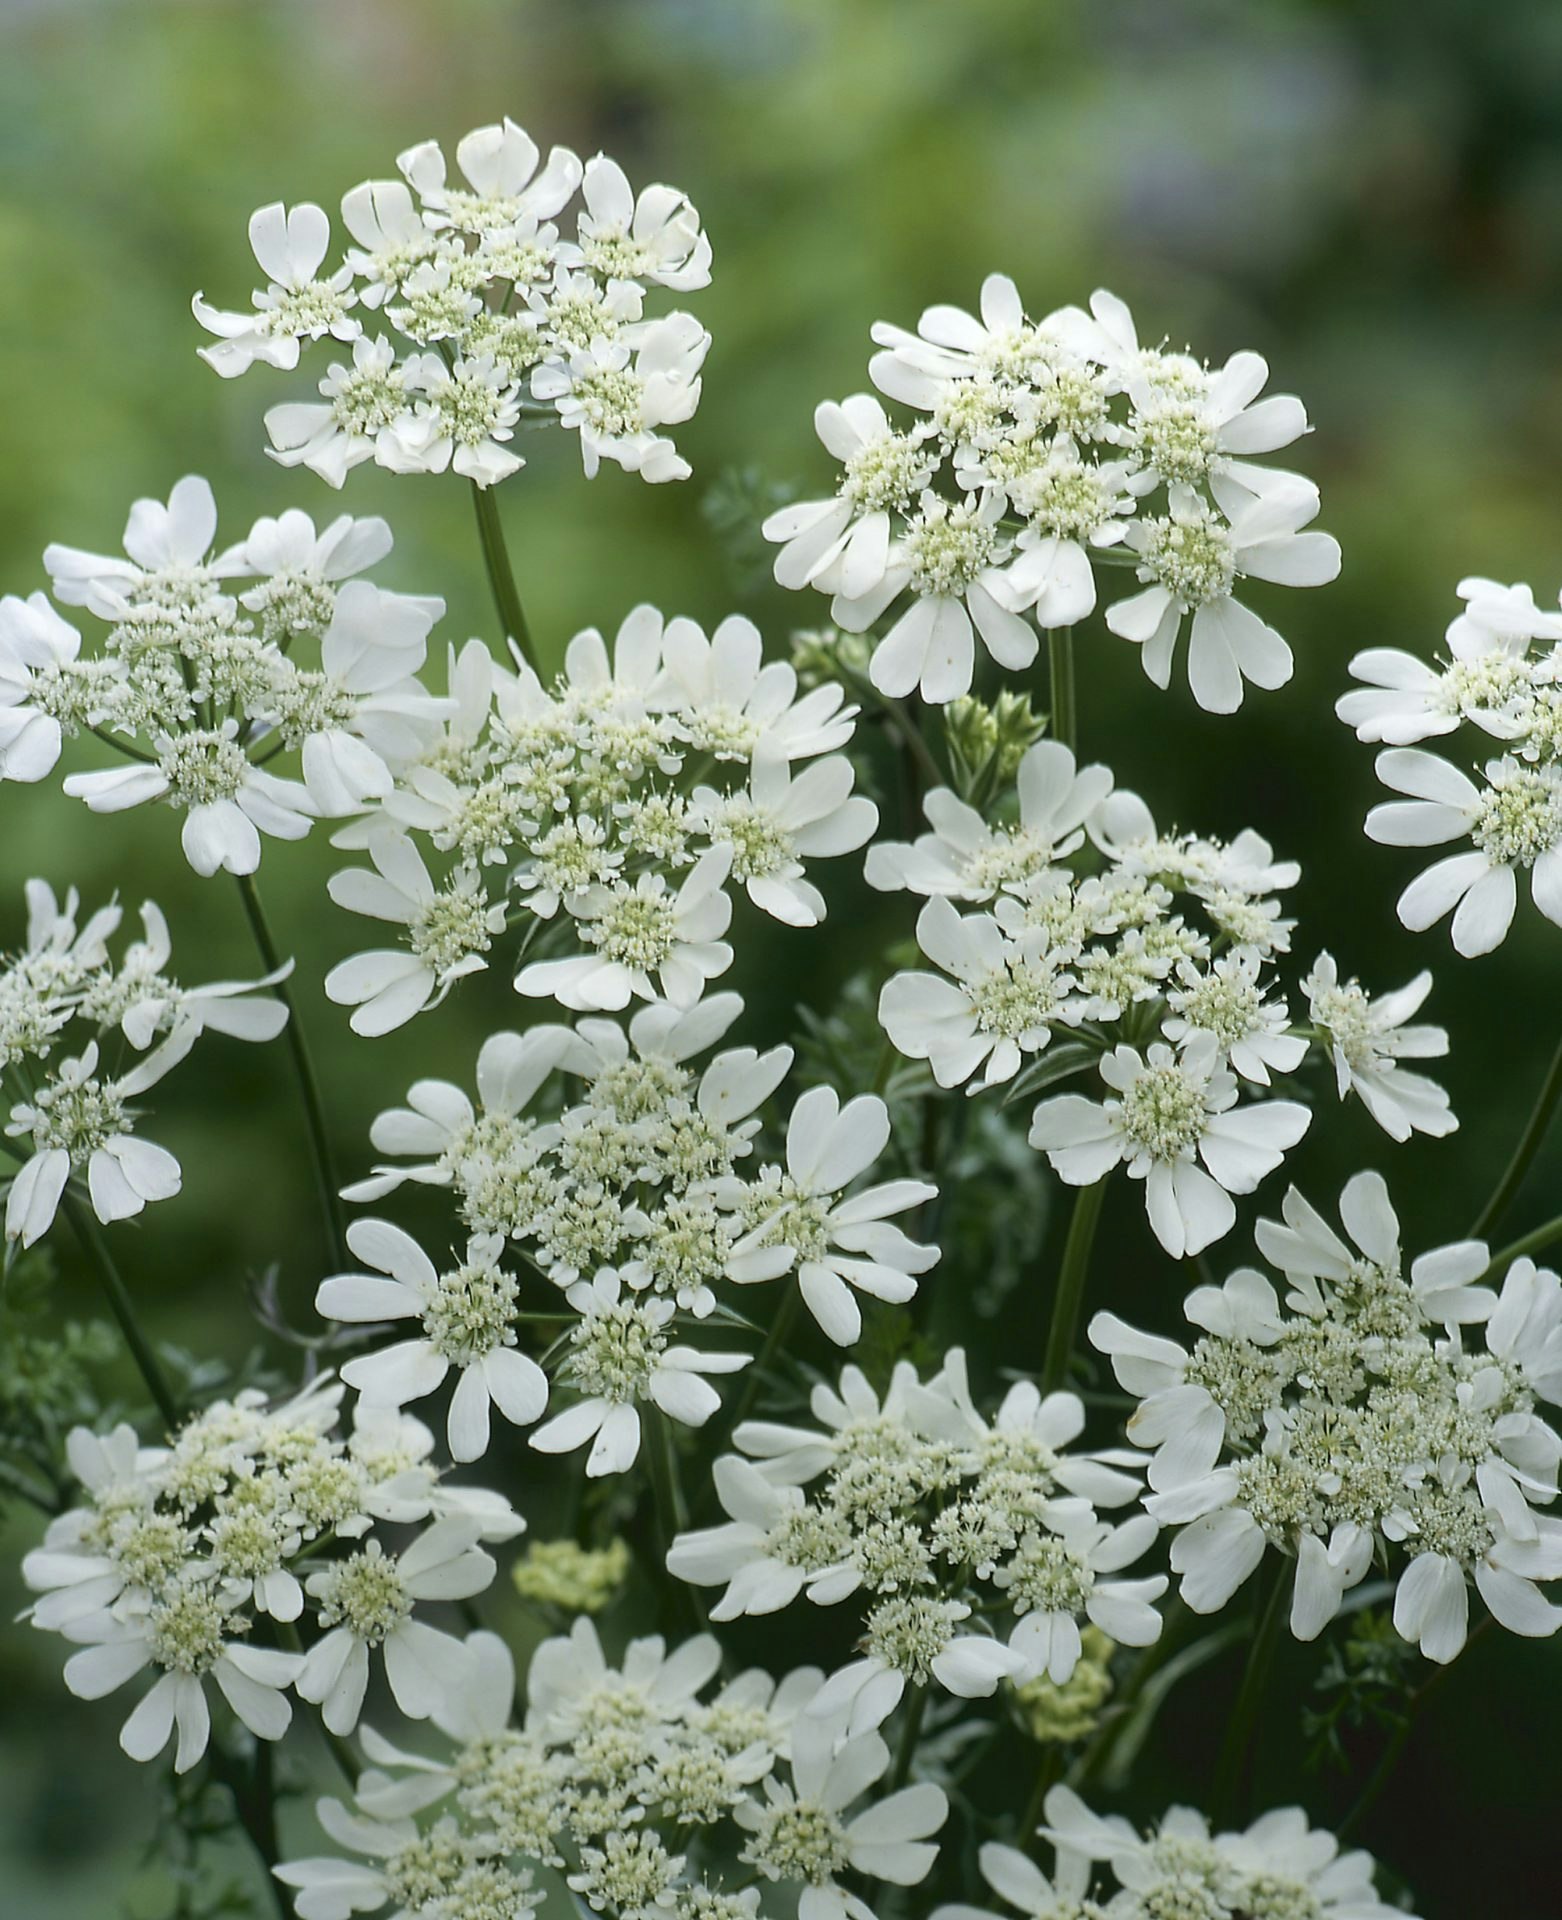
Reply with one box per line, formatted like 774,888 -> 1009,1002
668,1351 -> 1162,1713
934,1784 -> 1418,1920
872,741 -> 1454,1258
1,878 -> 289,1246
277,1615 -> 949,1920
765,277 -> 1339,710
193,118 -> 711,487
1343,576 -> 1562,954
0,478 -> 450,876
1092,1172 -> 1562,1663
322,606 -> 872,1034
21,1379 -> 521,1772
324,997 -> 937,1471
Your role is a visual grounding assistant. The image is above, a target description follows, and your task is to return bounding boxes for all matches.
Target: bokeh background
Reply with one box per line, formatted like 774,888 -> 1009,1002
2,0 -> 1561,1911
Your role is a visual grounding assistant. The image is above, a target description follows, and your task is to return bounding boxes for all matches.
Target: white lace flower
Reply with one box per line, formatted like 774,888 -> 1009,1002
650,610 -> 858,761
1161,948 -> 1307,1086
193,201 -> 359,377
532,310 -> 709,483
264,334 -> 423,486
879,895 -> 1084,1091
728,1086 -> 938,1344
1303,950 -> 1455,1140
690,746 -> 877,927
0,592 -> 84,782
570,153 -> 712,291
5,1027 -> 194,1245
319,1219 -> 548,1462
1366,747 -> 1562,955
326,832 -> 506,1035
397,118 -> 583,233
44,473 -> 243,620
1029,1034 -> 1310,1258
384,351 -> 525,486
1106,482 -> 1339,712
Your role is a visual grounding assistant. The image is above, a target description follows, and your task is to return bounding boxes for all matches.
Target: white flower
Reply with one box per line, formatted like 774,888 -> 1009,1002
691,746 -> 877,927
1365,747 -> 1562,955
729,1085 -> 938,1344
61,1574 -> 301,1773
879,895 -> 1084,1091
296,1519 -> 492,1735
397,118 -> 583,233
1161,948 -> 1307,1086
650,610 -> 858,760
1337,588 -> 1552,746
1303,950 -> 1455,1140
571,152 -> 712,291
866,740 -> 1113,900
515,846 -> 734,1012
1106,482 -> 1340,712
264,334 -> 423,487
667,1454 -> 861,1620
383,351 -> 525,486
326,833 -> 506,1035
929,1835 -> 1100,1920
81,898 -> 291,1050
5,1027 -> 194,1245
64,719 -> 317,877
532,310 -> 710,483
193,201 -> 359,377
338,177 -> 439,306
319,1218 -> 548,1463
832,488 -> 1036,705
44,473 -> 241,619
529,1267 -> 746,1476
0,592 -> 83,781
995,1503 -> 1166,1685
1029,1034 -> 1310,1258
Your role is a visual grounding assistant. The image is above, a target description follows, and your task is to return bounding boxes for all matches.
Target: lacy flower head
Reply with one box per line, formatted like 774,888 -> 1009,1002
0,480 -> 450,877
668,1349 -> 1160,1721
276,1614 -> 948,1920
931,1783 -> 1421,1920
1343,576 -> 1562,956
764,277 -> 1339,710
320,606 -> 871,1034
22,1381 -> 521,1770
193,118 -> 712,488
323,993 -> 938,1472
872,752 -> 1453,1259
1,878 -> 291,1247
1091,1170 -> 1562,1662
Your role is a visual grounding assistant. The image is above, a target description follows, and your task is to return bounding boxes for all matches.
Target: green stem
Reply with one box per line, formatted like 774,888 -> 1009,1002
1470,1027 -> 1562,1238
63,1196 -> 180,1433
204,1740 -> 287,1919
469,479 -> 538,675
1048,624 -> 1076,753
1211,1554 -> 1289,1823
1486,1209 -> 1562,1276
233,872 -> 349,1273
278,1620 -> 360,1787
1019,1743 -> 1064,1852
888,1683 -> 928,1792
1040,1177 -> 1108,1394
720,1287 -> 800,1442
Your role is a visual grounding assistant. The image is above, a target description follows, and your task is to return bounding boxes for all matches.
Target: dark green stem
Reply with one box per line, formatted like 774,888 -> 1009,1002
1486,1209 -> 1562,1277
205,1740 -> 287,1918
63,1197 -> 180,1433
233,872 -> 348,1272
469,479 -> 538,675
1470,1027 -> 1562,1238
1040,1177 -> 1108,1394
1048,624 -> 1076,753
888,1683 -> 928,1792
1019,1743 -> 1064,1852
1212,1554 -> 1289,1823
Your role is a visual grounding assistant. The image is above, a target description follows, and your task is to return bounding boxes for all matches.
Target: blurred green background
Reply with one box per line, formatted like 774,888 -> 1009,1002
2,0 -> 1561,1912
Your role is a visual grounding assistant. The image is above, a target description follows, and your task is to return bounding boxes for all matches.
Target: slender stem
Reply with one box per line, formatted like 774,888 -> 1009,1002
888,1683 -> 928,1792
233,872 -> 348,1272
1211,1555 -> 1289,1823
1048,624 -> 1076,753
647,1411 -> 704,1633
721,1287 -> 800,1441
63,1196 -> 180,1432
469,479 -> 538,675
1040,1177 -> 1108,1394
1470,1027 -> 1562,1238
1486,1209 -> 1562,1276
1019,1743 -> 1064,1852
205,1741 -> 287,1919
277,1620 -> 360,1787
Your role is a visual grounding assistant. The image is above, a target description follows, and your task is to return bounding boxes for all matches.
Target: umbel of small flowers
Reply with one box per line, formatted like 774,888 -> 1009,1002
928,1782 -> 1420,1920
319,993 -> 938,1471
764,276 -> 1339,710
1091,1170 -> 1562,1662
870,743 -> 1454,1258
1,878 -> 291,1247
667,1349 -> 1163,1719
192,117 -> 712,488
21,1379 -> 522,1771
320,604 -> 873,1034
1341,575 -> 1562,956
0,478 -> 451,877
275,1614 -> 949,1920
